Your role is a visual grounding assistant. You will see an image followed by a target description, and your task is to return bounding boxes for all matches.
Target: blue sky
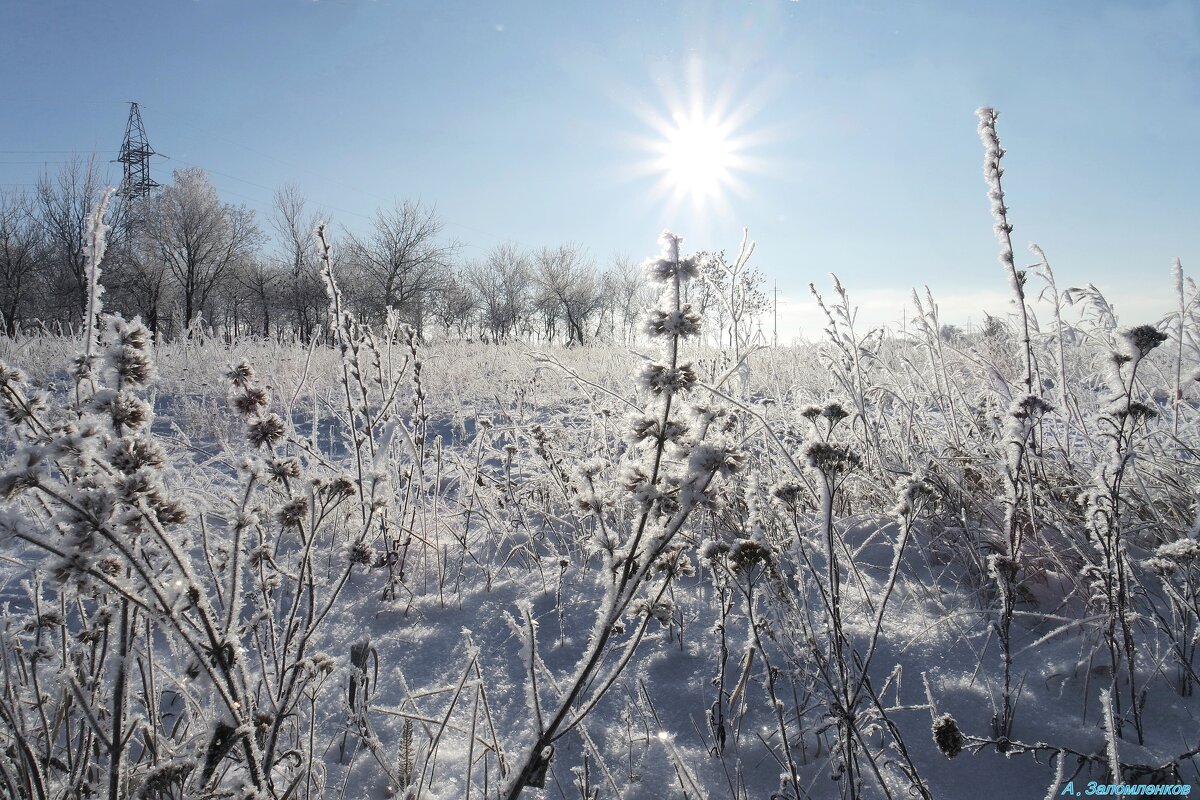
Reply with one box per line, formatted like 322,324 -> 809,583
3,0 -> 1198,337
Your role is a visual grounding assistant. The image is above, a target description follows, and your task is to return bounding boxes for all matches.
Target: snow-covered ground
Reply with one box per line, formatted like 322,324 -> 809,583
2,289 -> 1199,799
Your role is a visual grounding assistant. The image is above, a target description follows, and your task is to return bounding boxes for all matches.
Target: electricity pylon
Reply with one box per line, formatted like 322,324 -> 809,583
117,102 -> 158,200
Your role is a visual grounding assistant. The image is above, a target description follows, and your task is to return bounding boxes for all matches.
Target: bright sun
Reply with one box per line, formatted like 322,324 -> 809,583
627,58 -> 767,215
655,111 -> 739,205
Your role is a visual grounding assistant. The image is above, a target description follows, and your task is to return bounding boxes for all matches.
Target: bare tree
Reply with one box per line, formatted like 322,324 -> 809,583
235,257 -> 278,336
533,243 -> 604,345
270,185 -> 326,339
0,191 -> 43,335
345,199 -> 458,338
464,242 -> 532,342
280,265 -> 327,341
110,233 -> 172,335
145,168 -> 263,329
605,254 -> 650,344
696,244 -> 766,350
272,184 -> 318,276
432,269 -> 479,338
36,156 -> 106,326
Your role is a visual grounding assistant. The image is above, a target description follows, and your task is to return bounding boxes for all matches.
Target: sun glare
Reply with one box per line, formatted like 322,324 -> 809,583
623,57 -> 772,217
656,111 -> 739,204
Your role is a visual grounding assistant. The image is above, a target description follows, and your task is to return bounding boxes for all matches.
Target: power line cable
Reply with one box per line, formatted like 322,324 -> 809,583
8,106 -> 507,245
158,153 -> 374,222
141,104 -> 393,205
142,105 -> 505,241
0,150 -> 119,155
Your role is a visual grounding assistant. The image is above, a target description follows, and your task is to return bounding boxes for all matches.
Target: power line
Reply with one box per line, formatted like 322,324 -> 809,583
159,154 -> 279,197
158,153 -> 373,222
140,105 -> 505,239
0,150 -> 118,155
9,106 -> 507,244
140,103 -> 392,206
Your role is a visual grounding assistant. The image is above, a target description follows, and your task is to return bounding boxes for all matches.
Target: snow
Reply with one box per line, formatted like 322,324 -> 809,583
2,276 -> 1200,798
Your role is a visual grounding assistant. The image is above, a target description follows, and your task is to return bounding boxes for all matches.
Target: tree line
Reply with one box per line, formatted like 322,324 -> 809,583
0,157 -> 768,345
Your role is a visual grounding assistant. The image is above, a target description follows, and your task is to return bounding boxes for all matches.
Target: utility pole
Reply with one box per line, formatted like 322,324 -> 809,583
773,282 -> 778,347
117,102 -> 158,201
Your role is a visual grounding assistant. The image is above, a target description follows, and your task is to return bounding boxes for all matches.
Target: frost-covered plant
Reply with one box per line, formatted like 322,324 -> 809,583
797,427 -> 930,799
908,286 -> 967,453
0,196 -> 281,798
977,107 -> 1054,744
0,203 -> 420,800
1144,536 -> 1200,696
810,275 -> 884,469
977,107 -> 1034,396
1030,244 -> 1082,460
706,530 -> 807,799
990,390 -> 1054,743
1083,323 -> 1169,744
708,398 -> 934,800
924,684 -> 1200,794
501,231 -> 742,799
692,230 -> 765,395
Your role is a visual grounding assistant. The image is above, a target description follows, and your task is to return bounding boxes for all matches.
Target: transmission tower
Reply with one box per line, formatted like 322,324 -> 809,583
117,102 -> 158,200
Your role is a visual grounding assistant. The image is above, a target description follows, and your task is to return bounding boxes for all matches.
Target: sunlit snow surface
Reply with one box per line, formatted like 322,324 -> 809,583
1,333 -> 1198,798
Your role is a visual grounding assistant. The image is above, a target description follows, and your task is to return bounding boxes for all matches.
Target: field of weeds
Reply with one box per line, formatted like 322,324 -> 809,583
1,123 -> 1199,800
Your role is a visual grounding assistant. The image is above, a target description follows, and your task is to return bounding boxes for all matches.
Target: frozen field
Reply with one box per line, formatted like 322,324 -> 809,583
2,235 -> 1199,800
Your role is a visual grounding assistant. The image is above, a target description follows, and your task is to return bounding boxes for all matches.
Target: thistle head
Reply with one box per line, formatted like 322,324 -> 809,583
644,231 -> 699,284
247,414 -> 286,449
102,317 -> 156,388
932,714 -> 965,759
637,362 -> 697,397
802,441 -> 861,479
1120,324 -> 1167,359
233,386 -> 270,416
227,362 -> 254,389
276,496 -> 307,529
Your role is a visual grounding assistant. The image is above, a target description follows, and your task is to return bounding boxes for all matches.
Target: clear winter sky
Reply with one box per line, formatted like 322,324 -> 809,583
2,1 -> 1198,340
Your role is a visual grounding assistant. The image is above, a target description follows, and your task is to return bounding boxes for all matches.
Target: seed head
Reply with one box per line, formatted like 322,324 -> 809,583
347,540 -> 375,566
106,438 -> 164,474
1121,324 -> 1168,359
626,414 -> 688,445
0,364 -> 26,385
247,414 -> 286,448
71,354 -> 96,381
932,714 -> 965,759
644,232 -> 699,284
688,442 -> 744,478
103,318 -> 156,387
638,362 -> 697,396
277,496 -> 307,529
227,362 -> 254,388
799,405 -> 823,421
233,387 -> 270,416
266,457 -> 301,482
821,402 -> 850,424
153,497 -> 188,525
1010,394 -> 1053,420
322,475 -> 356,500
93,390 -> 152,430
802,441 -> 861,478
643,306 -> 702,339
892,474 -> 935,520
771,480 -> 806,508
729,538 -> 773,574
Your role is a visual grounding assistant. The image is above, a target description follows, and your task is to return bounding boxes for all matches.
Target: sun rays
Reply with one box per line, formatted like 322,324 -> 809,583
625,58 -> 768,222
